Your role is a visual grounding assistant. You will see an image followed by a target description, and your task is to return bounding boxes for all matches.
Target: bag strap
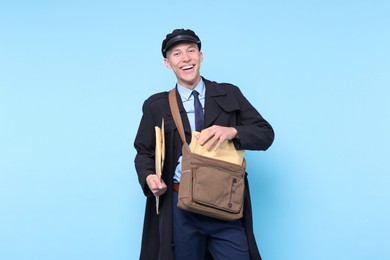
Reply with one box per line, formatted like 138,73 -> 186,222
168,88 -> 187,144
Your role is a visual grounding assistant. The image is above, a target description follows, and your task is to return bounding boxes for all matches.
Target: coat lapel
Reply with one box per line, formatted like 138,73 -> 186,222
204,79 -> 227,128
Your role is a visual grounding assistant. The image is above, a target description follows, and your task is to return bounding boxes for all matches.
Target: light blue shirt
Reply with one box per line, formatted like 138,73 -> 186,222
173,78 -> 205,183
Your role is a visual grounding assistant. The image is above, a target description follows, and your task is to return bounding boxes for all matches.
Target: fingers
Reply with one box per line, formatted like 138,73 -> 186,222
199,126 -> 238,151
206,133 -> 222,151
146,174 -> 167,197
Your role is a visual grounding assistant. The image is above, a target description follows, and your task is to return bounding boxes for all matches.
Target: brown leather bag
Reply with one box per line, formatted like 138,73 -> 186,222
169,89 -> 246,221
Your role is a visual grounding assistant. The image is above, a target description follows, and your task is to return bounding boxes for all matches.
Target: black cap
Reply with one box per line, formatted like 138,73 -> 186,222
162,29 -> 201,58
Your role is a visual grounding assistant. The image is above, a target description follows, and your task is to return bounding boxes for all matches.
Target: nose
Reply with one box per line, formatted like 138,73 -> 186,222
182,52 -> 190,62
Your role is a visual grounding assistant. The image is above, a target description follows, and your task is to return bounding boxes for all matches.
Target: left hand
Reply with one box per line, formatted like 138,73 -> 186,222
199,125 -> 238,151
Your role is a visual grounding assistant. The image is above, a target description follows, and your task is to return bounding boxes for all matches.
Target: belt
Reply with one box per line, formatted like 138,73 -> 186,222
172,183 -> 180,193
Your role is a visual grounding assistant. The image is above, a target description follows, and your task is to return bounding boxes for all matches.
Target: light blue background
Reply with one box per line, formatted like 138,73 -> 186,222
1,1 -> 389,259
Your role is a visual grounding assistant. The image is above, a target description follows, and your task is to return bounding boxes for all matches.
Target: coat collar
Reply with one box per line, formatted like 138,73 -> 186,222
203,78 -> 227,127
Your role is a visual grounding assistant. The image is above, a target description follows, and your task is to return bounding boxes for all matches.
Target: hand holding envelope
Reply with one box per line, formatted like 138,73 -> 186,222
155,118 -> 165,215
190,129 -> 244,166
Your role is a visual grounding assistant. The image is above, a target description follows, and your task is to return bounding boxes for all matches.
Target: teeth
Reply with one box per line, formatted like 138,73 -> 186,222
183,65 -> 194,70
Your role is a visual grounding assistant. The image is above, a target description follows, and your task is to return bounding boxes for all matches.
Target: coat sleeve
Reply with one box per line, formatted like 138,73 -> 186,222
134,99 -> 157,197
232,86 -> 275,151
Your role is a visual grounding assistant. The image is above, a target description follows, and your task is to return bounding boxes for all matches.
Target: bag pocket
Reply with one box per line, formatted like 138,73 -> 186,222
192,165 -> 245,214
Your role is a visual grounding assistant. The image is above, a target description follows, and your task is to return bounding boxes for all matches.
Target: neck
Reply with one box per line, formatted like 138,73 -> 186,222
179,76 -> 201,90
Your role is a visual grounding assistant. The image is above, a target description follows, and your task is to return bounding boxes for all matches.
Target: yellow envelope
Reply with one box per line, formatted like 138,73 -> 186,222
190,129 -> 244,165
155,118 -> 165,214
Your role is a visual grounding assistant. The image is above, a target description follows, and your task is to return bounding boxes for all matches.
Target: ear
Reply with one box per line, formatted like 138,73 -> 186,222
200,51 -> 203,62
164,58 -> 171,69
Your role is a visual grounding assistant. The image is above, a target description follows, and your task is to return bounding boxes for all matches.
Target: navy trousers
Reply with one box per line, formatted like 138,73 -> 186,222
172,191 -> 250,260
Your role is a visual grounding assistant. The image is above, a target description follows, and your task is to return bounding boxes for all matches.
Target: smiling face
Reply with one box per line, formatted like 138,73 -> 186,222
164,42 -> 203,89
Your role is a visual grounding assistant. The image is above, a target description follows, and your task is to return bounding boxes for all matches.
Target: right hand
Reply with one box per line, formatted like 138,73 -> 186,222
146,174 -> 167,197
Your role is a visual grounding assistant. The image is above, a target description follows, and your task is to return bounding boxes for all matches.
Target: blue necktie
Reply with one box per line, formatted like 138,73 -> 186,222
192,90 -> 204,131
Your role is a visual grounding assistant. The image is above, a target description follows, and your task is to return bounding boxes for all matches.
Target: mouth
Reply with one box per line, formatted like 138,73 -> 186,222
181,65 -> 195,71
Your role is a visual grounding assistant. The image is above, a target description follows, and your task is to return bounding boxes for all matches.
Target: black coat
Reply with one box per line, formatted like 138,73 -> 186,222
134,78 -> 274,260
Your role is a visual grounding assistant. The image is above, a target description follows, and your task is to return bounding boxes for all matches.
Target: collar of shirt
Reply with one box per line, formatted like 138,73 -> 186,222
176,78 -> 205,101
